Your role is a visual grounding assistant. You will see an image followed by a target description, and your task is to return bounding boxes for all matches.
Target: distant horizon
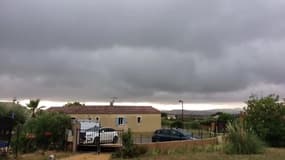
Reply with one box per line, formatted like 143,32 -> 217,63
0,98 -> 245,111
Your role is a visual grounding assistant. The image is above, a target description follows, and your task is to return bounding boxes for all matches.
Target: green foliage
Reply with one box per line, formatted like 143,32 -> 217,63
245,94 -> 285,147
113,129 -> 147,158
121,128 -> 135,158
26,99 -> 40,118
11,111 -> 72,153
0,102 -> 28,125
0,105 -> 6,117
184,121 -> 201,129
224,121 -> 264,154
170,120 -> 184,129
200,117 -> 215,126
161,119 -> 172,127
217,113 -> 234,123
64,101 -> 85,107
161,112 -> 167,118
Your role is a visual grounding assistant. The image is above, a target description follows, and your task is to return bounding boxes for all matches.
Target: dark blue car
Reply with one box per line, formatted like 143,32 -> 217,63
152,128 -> 196,142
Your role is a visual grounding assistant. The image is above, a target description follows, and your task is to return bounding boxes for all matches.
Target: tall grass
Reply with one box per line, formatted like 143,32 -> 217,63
224,121 -> 265,154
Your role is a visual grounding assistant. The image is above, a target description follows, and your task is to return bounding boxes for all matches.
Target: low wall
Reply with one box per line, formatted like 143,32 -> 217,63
137,137 -> 218,151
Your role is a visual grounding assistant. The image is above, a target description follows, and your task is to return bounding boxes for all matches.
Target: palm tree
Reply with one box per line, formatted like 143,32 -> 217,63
26,99 -> 40,118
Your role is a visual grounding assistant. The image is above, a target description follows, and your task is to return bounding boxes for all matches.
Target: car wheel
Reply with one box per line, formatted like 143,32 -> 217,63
113,136 -> 118,144
93,137 -> 100,145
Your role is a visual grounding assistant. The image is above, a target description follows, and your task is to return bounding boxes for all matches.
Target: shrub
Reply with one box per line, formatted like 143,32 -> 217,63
245,94 -> 285,147
135,145 -> 148,155
113,129 -> 147,158
217,113 -> 234,123
200,118 -> 215,126
11,111 -> 71,153
224,121 -> 264,154
170,120 -> 184,129
121,128 -> 135,157
161,119 -> 172,128
185,121 -> 201,129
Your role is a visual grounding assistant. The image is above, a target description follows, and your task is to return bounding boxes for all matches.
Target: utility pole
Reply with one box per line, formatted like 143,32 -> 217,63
178,100 -> 184,121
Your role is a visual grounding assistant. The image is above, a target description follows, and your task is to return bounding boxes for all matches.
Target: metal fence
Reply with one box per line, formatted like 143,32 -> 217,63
76,127 -> 220,148
77,129 -> 155,147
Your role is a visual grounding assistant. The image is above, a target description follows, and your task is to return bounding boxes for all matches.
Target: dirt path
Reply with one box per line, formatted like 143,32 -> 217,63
60,153 -> 111,160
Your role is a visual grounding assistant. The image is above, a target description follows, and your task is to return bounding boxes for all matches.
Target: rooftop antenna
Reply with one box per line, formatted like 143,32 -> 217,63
110,97 -> 118,107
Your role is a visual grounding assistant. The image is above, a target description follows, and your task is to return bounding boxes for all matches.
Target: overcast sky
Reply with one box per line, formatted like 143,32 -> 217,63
1,0 -> 285,107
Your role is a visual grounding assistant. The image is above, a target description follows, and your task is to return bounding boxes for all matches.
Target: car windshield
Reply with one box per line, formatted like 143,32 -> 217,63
86,126 -> 99,132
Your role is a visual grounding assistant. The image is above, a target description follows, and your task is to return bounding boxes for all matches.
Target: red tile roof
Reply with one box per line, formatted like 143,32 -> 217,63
47,105 -> 160,114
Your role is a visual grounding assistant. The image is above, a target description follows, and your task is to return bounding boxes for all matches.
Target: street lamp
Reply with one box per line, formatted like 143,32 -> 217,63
178,100 -> 184,121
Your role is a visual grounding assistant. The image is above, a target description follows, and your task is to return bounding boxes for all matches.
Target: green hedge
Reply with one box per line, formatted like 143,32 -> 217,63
11,112 -> 71,153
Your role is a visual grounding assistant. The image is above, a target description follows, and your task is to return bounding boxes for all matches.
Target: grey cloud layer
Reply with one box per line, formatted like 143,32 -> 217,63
1,0 -> 285,102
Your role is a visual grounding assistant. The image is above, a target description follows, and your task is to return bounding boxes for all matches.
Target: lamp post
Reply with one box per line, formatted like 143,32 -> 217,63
178,100 -> 184,121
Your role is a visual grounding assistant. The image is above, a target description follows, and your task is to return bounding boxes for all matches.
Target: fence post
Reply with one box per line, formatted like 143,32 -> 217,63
72,121 -> 80,152
97,128 -> 101,154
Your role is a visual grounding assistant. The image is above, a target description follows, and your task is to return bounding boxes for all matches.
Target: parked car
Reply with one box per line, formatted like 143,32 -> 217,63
81,127 -> 119,144
152,128 -> 196,142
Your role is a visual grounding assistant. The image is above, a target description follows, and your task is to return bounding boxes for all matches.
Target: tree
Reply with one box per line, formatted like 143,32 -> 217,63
171,120 -> 184,129
161,112 -> 167,118
26,99 -> 40,118
0,102 -> 28,125
64,101 -> 85,107
12,112 -> 72,152
244,94 -> 285,147
217,112 -> 235,123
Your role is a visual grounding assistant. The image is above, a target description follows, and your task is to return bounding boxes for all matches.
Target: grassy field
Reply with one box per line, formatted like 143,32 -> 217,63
3,148 -> 285,160
114,148 -> 285,160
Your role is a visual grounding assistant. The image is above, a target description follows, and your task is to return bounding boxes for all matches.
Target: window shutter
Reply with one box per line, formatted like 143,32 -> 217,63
115,118 -> 119,126
123,118 -> 127,124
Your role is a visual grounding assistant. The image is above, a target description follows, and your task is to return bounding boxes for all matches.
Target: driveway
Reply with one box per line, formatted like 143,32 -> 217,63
60,153 -> 111,160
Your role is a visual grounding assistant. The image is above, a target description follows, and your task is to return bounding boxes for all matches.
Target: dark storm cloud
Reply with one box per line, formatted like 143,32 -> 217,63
1,0 -> 285,102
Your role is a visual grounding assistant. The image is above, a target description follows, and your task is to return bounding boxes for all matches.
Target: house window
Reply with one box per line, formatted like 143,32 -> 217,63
116,117 -> 126,125
118,117 -> 124,125
137,116 -> 142,124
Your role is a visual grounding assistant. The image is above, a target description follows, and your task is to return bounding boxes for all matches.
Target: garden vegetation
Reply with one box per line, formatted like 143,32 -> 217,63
245,94 -> 285,147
